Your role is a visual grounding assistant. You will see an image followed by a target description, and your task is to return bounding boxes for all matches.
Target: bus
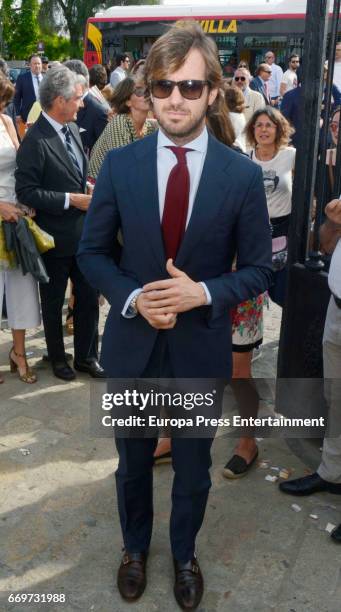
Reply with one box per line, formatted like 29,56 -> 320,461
83,1 -> 334,74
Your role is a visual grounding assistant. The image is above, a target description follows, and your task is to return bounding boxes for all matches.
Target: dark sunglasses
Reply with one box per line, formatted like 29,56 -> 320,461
150,79 -> 210,100
133,86 -> 147,97
234,76 -> 246,82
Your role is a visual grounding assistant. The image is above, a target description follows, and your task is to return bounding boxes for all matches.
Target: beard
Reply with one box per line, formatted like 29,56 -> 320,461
155,104 -> 208,141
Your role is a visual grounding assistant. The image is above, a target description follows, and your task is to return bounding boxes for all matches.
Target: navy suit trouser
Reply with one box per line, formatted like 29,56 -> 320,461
114,333 -> 214,563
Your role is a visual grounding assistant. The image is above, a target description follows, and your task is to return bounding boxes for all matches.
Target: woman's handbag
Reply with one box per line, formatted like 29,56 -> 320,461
25,217 -> 55,253
0,219 -> 17,270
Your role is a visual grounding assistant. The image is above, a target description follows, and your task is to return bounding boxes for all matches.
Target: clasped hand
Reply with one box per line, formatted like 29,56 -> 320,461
0,201 -> 24,223
325,199 -> 341,225
136,259 -> 207,330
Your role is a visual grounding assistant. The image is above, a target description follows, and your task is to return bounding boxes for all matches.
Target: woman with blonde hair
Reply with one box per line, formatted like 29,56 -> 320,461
0,74 -> 40,383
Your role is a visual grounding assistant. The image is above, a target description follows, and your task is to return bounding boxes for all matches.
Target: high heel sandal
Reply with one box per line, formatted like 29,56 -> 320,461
9,347 -> 37,384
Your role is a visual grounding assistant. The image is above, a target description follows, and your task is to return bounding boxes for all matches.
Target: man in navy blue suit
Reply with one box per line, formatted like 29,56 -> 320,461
250,63 -> 272,105
14,54 -> 43,123
78,22 -> 272,610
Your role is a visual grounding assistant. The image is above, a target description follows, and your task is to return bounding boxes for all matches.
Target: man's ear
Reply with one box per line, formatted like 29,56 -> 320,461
208,87 -> 219,107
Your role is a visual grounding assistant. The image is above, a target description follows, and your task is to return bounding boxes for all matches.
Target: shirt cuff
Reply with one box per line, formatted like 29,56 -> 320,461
64,193 -> 70,210
199,282 -> 212,305
122,288 -> 143,318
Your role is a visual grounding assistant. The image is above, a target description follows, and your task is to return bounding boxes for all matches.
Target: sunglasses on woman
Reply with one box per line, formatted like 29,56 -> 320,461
234,76 -> 246,82
149,79 -> 210,100
133,86 -> 148,97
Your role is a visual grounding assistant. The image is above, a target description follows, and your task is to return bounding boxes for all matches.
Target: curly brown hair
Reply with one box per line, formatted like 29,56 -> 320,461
0,73 -> 14,110
245,107 -> 295,149
224,84 -> 245,113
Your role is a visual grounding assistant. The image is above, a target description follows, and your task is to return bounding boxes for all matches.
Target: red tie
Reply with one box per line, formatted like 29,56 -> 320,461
162,146 -> 192,260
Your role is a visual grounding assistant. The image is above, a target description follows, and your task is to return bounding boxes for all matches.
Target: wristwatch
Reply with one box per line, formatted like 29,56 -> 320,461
129,294 -> 139,315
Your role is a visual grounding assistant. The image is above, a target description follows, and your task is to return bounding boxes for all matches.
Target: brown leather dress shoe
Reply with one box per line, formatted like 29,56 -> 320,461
173,556 -> 203,610
117,551 -> 147,601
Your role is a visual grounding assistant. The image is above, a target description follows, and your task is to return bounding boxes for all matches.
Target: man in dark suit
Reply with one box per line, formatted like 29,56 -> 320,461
15,66 -> 104,381
14,54 -> 43,123
64,60 -> 108,156
250,63 -> 272,105
78,22 -> 272,610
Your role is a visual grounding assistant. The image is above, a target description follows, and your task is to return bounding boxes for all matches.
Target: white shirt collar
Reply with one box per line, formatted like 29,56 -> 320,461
42,111 -> 65,133
157,126 -> 208,153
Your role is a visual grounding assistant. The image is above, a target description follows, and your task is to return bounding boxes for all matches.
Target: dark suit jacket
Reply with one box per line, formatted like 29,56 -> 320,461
77,131 -> 273,379
14,71 -> 39,122
250,76 -> 270,104
76,92 -> 108,155
281,87 -> 302,149
15,114 -> 88,257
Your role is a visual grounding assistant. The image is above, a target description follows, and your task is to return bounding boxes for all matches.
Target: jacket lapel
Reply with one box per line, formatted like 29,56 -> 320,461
175,134 -> 234,267
37,115 -> 84,185
131,132 -> 166,272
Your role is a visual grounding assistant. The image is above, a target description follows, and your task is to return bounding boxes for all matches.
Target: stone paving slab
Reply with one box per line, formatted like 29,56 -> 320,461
0,302 -> 340,612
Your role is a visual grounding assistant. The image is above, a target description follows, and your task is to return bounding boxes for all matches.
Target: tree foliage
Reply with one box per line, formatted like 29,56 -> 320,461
38,0 -> 160,58
1,0 -> 159,60
1,0 -> 40,59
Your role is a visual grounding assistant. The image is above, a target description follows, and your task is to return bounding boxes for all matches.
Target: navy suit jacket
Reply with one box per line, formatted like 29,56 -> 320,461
76,92 -> 108,155
14,71 -> 38,122
250,76 -> 270,104
77,131 -> 273,379
281,87 -> 302,149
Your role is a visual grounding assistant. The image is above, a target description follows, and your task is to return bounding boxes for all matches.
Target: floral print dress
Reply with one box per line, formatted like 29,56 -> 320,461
231,293 -> 268,352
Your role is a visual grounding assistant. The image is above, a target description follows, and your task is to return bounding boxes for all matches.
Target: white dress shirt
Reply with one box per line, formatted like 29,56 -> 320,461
122,126 -> 212,317
42,111 -> 84,209
31,72 -> 42,101
329,239 -> 341,299
110,66 -> 126,88
268,63 -> 283,98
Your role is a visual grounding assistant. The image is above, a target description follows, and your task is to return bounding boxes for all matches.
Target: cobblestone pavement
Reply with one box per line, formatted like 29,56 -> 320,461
1,302 -> 340,612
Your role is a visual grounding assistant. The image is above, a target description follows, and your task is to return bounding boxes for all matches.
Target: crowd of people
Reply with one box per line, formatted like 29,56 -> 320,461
0,20 -> 341,611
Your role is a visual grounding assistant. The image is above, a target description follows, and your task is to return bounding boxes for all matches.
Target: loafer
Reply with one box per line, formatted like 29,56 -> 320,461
331,524 -> 341,543
279,472 -> 341,496
222,448 -> 258,479
52,361 -> 75,381
173,556 -> 203,610
117,551 -> 147,601
73,359 -> 107,378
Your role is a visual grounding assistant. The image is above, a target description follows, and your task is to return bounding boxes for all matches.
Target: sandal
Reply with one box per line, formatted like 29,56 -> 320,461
65,306 -> 74,335
9,347 -> 37,384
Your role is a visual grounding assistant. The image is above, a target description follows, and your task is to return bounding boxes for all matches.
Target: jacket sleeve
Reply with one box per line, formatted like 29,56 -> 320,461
204,165 -> 273,322
77,152 -> 140,308
280,92 -> 293,121
13,75 -> 23,117
15,136 -> 66,215
94,104 -> 108,142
